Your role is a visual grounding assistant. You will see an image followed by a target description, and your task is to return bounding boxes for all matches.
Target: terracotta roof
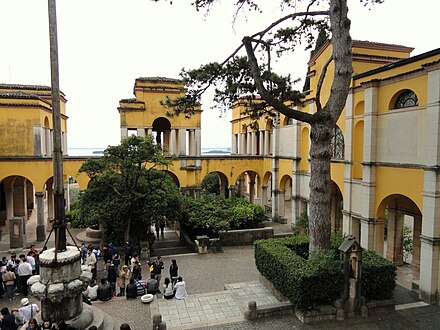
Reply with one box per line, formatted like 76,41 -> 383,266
136,77 -> 182,84
0,91 -> 43,100
119,98 -> 139,103
0,83 -> 51,91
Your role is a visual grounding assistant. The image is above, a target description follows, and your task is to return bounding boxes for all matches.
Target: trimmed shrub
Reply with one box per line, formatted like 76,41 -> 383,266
362,250 -> 397,300
255,235 -> 396,309
255,236 -> 344,310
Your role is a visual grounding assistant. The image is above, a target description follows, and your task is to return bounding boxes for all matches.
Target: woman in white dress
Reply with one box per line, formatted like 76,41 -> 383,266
174,276 -> 188,300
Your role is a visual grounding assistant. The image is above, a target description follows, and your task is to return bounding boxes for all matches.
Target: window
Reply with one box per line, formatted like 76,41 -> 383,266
331,126 -> 344,160
395,90 -> 418,109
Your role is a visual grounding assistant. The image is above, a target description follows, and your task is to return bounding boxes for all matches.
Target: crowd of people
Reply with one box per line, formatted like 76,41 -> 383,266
0,241 -> 187,329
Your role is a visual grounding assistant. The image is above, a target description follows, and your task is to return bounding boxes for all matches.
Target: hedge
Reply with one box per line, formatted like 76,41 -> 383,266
254,235 -> 396,309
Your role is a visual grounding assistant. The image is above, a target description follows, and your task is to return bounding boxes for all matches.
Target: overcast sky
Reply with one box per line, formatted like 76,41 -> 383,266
1,0 -> 439,149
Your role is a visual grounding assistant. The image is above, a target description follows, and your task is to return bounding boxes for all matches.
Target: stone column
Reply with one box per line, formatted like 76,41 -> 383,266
146,128 -> 153,137
195,128 -> 201,157
251,132 -> 257,155
4,189 -> 14,234
13,182 -> 27,219
278,189 -> 286,220
35,192 -> 46,241
178,129 -> 186,156
120,127 -> 128,139
47,187 -> 54,231
137,128 -> 145,137
420,64 -> 440,303
231,134 -> 238,154
374,218 -> 385,258
33,126 -> 44,156
412,215 -> 421,281
228,186 -> 236,198
343,92 -> 354,236
261,186 -> 268,207
249,178 -> 256,204
169,129 -> 177,155
386,208 -> 404,266
264,130 -> 270,155
188,130 -> 195,156
246,132 -> 252,155
259,131 -> 264,155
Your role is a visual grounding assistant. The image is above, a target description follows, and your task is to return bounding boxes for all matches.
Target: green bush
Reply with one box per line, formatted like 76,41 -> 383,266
66,200 -> 90,228
180,194 -> 265,238
362,250 -> 397,300
255,235 -> 396,309
255,236 -> 344,310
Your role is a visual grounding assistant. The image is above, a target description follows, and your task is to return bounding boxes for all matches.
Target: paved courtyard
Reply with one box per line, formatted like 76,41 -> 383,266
1,225 -> 440,329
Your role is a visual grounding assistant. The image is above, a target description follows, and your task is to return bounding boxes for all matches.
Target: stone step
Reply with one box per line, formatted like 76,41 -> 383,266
151,245 -> 194,257
153,239 -> 185,249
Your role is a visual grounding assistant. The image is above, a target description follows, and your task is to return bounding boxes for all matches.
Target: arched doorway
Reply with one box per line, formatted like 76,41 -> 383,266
152,117 -> 171,154
377,194 -> 422,284
331,181 -> 343,234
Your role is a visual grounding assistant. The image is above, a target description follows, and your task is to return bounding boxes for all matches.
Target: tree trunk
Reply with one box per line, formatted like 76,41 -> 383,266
308,119 -> 333,252
124,215 -> 131,243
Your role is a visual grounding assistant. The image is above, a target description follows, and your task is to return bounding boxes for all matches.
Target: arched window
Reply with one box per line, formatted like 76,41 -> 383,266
331,126 -> 344,160
395,90 -> 418,109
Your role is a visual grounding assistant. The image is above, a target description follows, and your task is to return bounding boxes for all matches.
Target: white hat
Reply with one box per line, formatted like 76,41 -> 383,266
20,298 -> 29,306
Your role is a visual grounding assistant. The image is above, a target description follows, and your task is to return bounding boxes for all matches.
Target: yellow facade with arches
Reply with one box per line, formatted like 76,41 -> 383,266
1,42 -> 440,304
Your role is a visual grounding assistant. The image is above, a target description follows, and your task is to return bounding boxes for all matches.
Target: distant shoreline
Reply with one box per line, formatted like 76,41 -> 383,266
68,147 -> 231,156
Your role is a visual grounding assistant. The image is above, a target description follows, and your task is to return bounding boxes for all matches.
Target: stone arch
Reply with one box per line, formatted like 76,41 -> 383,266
152,117 -> 172,153
352,120 -> 364,179
354,100 -> 364,116
164,171 -> 180,188
377,194 -> 422,282
282,117 -> 294,126
331,181 -> 343,234
279,175 -> 292,200
201,171 -> 229,197
389,89 -> 419,110
234,170 -> 260,204
0,175 -> 35,233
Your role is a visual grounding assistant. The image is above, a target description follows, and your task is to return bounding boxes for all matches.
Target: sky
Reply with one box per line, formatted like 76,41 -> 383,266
1,0 -> 439,149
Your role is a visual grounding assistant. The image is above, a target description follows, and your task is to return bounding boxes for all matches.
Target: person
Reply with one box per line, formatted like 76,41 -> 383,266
125,278 -> 137,299
131,260 -> 141,280
41,319 -> 53,330
84,279 -> 98,301
102,245 -> 112,270
17,298 -> 40,324
0,307 -> 18,330
86,249 -> 97,280
17,254 -> 33,296
134,275 -> 146,296
106,263 -> 117,297
155,221 -> 160,239
3,266 -> 16,300
97,278 -> 112,301
112,252 -> 121,274
152,256 -> 164,289
26,318 -> 40,330
26,251 -> 36,275
169,259 -> 178,286
120,324 -> 131,330
163,277 -> 174,300
160,217 -> 165,238
117,265 -> 130,296
146,273 -> 159,295
123,242 -> 133,267
80,243 -> 88,265
108,242 -> 117,256
174,276 -> 188,300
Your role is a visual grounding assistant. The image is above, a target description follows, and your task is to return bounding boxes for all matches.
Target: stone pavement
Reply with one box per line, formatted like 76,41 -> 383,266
0,223 -> 439,330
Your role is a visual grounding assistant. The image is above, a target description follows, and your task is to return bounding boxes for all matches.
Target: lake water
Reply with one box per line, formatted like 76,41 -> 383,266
67,147 -> 231,156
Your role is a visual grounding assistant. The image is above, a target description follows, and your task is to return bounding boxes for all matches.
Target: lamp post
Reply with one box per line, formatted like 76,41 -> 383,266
48,0 -> 67,253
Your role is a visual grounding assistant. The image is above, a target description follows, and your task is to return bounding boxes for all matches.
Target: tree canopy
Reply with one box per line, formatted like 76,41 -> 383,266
78,135 -> 181,244
156,0 -> 383,253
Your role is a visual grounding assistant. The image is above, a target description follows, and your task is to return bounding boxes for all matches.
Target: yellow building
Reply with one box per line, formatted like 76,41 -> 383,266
1,42 -> 440,304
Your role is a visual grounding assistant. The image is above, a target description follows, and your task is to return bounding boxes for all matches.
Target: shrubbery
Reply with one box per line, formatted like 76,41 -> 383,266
180,194 -> 265,239
254,234 -> 396,310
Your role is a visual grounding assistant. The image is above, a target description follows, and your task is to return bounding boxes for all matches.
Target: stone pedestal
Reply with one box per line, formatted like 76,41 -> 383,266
9,217 -> 25,249
30,246 -> 119,329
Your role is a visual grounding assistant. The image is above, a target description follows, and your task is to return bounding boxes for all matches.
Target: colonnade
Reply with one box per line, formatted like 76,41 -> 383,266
231,130 -> 272,155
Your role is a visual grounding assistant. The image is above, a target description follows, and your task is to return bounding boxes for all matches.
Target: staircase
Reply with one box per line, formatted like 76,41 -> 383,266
150,229 -> 195,257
